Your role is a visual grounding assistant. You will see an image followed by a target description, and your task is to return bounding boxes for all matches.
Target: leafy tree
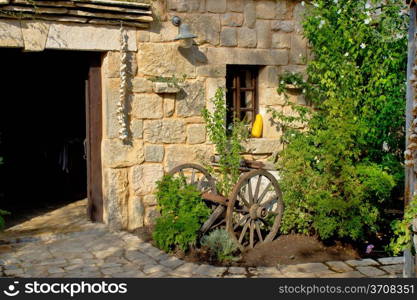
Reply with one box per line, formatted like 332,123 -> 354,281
271,0 -> 407,241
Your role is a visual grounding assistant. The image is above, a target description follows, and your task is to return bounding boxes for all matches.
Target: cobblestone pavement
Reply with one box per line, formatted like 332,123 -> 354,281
0,201 -> 404,278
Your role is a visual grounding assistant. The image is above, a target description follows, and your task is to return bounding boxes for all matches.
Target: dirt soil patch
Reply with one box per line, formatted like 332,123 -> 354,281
135,227 -> 361,267
242,234 -> 359,266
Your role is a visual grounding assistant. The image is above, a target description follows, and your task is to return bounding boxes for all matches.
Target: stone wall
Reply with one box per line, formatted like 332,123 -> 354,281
100,0 -> 309,230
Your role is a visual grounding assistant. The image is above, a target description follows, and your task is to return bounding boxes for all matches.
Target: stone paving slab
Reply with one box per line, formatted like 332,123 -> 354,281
0,204 -> 404,279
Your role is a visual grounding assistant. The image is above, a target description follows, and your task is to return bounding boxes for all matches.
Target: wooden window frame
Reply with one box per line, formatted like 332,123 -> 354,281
226,65 -> 259,127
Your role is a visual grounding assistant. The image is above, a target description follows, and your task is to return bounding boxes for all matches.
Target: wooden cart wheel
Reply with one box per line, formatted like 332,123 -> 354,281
168,163 -> 224,234
226,169 -> 284,249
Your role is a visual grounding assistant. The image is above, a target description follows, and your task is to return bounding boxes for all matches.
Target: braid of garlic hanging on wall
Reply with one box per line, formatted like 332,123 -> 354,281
117,24 -> 129,142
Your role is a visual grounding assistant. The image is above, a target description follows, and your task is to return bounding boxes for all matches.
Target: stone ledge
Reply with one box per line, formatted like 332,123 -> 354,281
0,19 -> 137,51
152,82 -> 182,94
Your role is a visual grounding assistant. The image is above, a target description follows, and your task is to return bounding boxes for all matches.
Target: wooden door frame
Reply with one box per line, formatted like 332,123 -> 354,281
86,54 -> 104,222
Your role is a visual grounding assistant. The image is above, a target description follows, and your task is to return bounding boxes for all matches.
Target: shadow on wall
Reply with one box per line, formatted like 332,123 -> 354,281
178,43 -> 208,65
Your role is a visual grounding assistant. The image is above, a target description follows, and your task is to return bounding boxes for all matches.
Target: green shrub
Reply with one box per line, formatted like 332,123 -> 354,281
152,175 -> 211,252
201,229 -> 239,262
201,87 -> 248,196
388,198 -> 417,256
0,209 -> 9,231
270,0 -> 406,242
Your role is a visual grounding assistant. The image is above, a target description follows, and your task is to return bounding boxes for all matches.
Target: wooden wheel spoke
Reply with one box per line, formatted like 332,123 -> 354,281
253,175 -> 262,203
238,220 -> 251,244
237,190 -> 250,208
190,169 -> 196,184
234,214 -> 249,230
249,221 -> 255,248
247,179 -> 254,205
260,196 -> 277,210
255,221 -> 264,243
257,182 -> 272,204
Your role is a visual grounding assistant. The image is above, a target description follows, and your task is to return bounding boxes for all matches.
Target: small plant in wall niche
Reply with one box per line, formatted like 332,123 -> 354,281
201,88 -> 248,197
148,74 -> 187,89
201,229 -> 239,262
152,175 -> 211,252
277,71 -> 308,95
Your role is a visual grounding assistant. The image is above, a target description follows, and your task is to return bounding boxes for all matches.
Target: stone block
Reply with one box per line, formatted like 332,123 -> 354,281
222,13 -> 244,27
21,20 -> 49,51
144,119 -> 186,144
176,80 -> 205,117
238,27 -> 257,48
197,65 -> 226,77
259,87 -> 285,105
187,124 -> 206,144
380,264 -> 403,275
256,20 -> 271,49
153,82 -> 181,94
270,49 -> 289,65
293,2 -> 306,34
137,30 -> 150,42
164,94 -> 176,117
325,261 -> 354,273
206,48 -> 288,66
143,194 -> 157,206
290,34 -> 308,64
220,27 -> 237,47
377,257 -> 404,265
278,263 -> 330,274
243,1 -> 256,29
103,168 -> 129,230
244,138 -> 282,154
205,77 -> 226,113
0,19 -> 24,48
144,206 -> 160,226
150,21 -> 178,43
130,164 -> 164,196
276,0 -> 288,19
323,271 -> 365,278
183,14 -> 220,46
260,107 -> 281,139
272,33 -> 291,49
168,0 -> 202,12
258,66 -> 279,88
127,196 -> 144,230
104,51 -> 137,79
356,266 -> 386,277
137,43 -> 196,78
132,94 -> 163,119
102,139 -> 144,168
256,0 -> 276,19
271,20 -> 294,33
46,23 -> 137,51
131,119 -> 143,139
165,145 -> 213,171
227,0 -> 243,12
132,77 -> 153,93
345,259 -> 379,267
144,144 -> 165,162
206,0 -> 226,13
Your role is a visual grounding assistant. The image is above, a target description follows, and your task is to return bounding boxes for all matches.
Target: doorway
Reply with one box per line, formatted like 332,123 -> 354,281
0,49 -> 103,227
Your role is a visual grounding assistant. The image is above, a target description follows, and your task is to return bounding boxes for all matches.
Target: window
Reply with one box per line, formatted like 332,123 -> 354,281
226,65 -> 258,128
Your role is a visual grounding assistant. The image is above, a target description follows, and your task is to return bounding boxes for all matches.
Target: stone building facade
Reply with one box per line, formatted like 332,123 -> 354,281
0,0 -> 308,231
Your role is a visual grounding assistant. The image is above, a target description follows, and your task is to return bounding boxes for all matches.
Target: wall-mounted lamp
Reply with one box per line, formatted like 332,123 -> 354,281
172,16 -> 197,49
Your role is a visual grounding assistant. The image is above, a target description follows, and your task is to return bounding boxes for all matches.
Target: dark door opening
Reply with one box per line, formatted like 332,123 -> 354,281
0,49 -> 103,227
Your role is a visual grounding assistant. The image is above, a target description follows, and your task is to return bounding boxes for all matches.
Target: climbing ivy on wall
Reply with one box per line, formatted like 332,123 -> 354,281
271,0 -> 408,241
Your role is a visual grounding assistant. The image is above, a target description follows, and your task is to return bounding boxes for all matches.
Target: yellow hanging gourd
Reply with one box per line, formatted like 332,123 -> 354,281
251,114 -> 263,138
